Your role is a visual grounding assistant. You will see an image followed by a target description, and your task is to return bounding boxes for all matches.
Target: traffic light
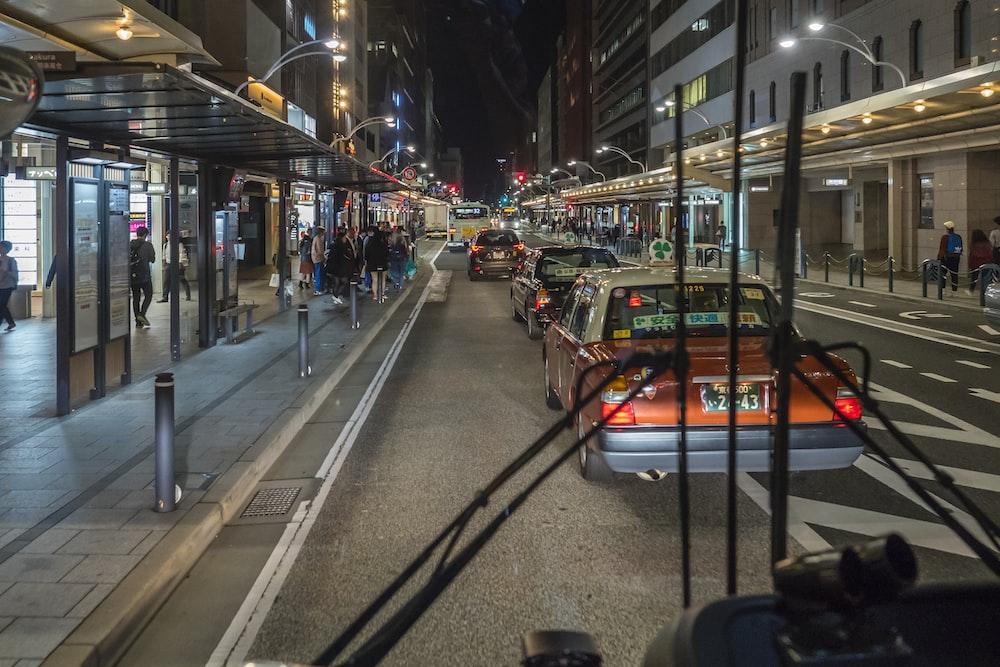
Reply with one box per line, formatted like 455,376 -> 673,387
500,194 -> 509,205
514,171 -> 527,184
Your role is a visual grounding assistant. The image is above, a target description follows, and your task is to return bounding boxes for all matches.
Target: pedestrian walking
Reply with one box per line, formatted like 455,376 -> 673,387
364,225 -> 390,301
0,239 -> 18,332
388,229 -> 408,289
937,221 -> 963,293
991,216 -> 1000,265
310,227 -> 326,295
968,229 -> 994,293
330,229 -> 357,305
297,231 -> 313,290
716,222 -> 727,249
157,232 -> 191,302
324,229 -> 344,295
129,226 -> 156,327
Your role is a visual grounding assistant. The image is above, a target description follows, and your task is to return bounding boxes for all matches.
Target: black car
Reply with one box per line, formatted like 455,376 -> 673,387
510,245 -> 619,339
468,230 -> 525,280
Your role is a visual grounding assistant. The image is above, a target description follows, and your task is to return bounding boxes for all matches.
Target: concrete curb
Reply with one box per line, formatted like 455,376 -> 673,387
797,276 -> 987,313
42,270 -> 427,667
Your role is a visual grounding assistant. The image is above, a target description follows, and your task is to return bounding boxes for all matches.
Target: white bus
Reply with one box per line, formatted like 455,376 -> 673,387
447,202 -> 491,252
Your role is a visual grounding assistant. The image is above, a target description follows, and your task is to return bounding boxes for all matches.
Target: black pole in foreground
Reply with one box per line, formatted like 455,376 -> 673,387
298,304 -> 310,377
673,82 -> 692,609
154,372 -> 176,513
771,71 -> 808,565
726,0 -> 749,597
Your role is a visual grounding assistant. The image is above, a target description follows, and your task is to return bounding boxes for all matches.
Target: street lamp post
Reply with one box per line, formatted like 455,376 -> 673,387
331,115 -> 397,149
236,37 -> 345,96
595,145 -> 647,172
655,100 -> 729,139
779,23 -> 906,86
369,145 -> 415,169
567,160 -> 606,181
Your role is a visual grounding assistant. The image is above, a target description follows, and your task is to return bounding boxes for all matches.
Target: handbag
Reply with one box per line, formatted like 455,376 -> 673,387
268,272 -> 280,288
405,258 -> 417,279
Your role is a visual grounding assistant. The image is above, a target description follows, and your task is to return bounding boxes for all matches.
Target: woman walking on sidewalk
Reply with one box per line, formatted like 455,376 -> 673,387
388,229 -> 408,289
364,226 -> 390,301
0,240 -> 18,332
968,228 -> 993,294
310,227 -> 326,295
297,230 -> 313,290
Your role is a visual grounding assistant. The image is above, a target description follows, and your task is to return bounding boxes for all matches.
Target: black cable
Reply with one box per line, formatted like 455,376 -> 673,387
792,366 -> 1000,575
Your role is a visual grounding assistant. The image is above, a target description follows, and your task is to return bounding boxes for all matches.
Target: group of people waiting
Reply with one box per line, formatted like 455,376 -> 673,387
297,222 -> 411,304
937,217 -> 1000,293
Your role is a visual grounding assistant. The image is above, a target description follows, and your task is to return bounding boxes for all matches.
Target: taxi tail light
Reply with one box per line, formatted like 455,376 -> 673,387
834,388 -> 863,421
514,242 -> 526,252
470,245 -> 484,254
535,288 -> 551,310
448,227 -> 457,233
628,291 -> 643,307
600,376 -> 635,426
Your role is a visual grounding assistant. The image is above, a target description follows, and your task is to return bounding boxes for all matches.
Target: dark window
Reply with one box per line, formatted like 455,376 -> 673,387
768,81 -> 777,121
475,231 -> 519,246
955,1 -> 971,66
537,249 -> 618,287
840,50 -> 851,101
651,0 -> 688,33
910,20 -> 924,80
787,0 -> 799,29
813,62 -> 824,110
749,89 -> 756,125
871,36 -> 884,92
651,0 -> 736,79
570,284 -> 596,339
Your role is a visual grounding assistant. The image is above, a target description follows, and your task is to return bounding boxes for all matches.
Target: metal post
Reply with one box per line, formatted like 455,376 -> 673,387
169,157 -> 181,362
848,254 -> 855,286
859,256 -> 865,288
888,257 -> 894,292
55,136 -> 71,415
922,261 -> 928,297
277,180 -> 289,311
754,248 -> 760,275
937,262 -> 945,300
154,372 -> 176,513
197,163 -> 214,348
800,252 -> 807,279
350,279 -> 360,328
298,305 -> 310,377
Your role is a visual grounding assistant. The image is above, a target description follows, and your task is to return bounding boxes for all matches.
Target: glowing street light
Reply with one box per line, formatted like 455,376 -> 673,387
778,23 -> 906,86
236,38 -> 346,95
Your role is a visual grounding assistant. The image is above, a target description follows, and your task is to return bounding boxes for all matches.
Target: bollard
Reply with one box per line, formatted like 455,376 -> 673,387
154,373 -> 176,513
754,248 -> 761,275
824,253 -> 830,283
859,257 -> 865,288
350,279 -> 360,329
888,256 -> 894,293
800,252 -> 808,279
848,254 -> 856,287
937,264 -> 945,300
297,304 -> 310,378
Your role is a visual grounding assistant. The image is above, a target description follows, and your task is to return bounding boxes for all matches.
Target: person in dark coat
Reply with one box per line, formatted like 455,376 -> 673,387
129,227 -> 156,327
330,227 -> 359,303
364,227 -> 390,301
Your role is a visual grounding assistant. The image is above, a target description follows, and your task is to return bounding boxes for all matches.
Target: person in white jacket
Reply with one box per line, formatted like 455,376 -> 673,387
158,232 -> 191,302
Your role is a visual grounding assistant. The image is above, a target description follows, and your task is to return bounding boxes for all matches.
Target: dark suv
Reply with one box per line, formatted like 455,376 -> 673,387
468,230 -> 524,280
510,245 -> 619,339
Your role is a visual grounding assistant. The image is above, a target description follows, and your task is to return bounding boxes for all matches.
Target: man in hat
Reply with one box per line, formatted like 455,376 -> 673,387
937,221 -> 963,293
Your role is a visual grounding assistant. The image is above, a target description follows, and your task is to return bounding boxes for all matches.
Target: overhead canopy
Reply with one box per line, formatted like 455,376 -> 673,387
26,62 -> 405,193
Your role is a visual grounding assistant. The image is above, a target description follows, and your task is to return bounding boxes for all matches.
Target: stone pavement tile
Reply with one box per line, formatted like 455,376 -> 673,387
0,582 -> 93,617
15,659 -> 42,666
0,532 -> 25,551
0,475 -> 62,491
111,489 -> 153,511
65,583 -> 114,619
55,508 -> 137,531
41,460 -> 117,475
48,474 -> 105,491
60,553 -> 142,585
0,555 -> 83,584
0,491 -> 75,510
121,494 -> 204,530
56,529 -> 149,556
18,530 -> 78,555
128,531 -> 165,558
104,472 -> 152,491
80,489 -> 129,509
0,618 -> 79,660
0,511 -> 51,531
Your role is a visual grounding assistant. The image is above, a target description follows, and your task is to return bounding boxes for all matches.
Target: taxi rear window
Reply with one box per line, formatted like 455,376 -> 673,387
538,250 -> 617,282
476,231 -> 519,246
602,283 -> 776,340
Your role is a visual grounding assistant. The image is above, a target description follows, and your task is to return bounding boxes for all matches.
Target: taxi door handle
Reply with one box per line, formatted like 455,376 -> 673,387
554,338 -> 562,350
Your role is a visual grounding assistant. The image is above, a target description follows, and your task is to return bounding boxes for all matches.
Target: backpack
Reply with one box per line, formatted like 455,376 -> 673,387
129,242 -> 144,281
6,256 -> 17,287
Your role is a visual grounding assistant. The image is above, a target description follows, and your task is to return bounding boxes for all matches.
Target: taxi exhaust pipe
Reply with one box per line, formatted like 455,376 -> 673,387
637,469 -> 667,482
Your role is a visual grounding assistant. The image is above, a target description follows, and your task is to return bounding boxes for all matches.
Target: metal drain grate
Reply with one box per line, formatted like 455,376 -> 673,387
241,487 -> 300,518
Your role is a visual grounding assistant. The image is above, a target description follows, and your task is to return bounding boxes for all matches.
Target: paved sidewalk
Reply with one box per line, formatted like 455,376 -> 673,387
0,260 -> 430,664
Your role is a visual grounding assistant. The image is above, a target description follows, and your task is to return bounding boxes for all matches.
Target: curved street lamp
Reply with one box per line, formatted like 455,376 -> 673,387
568,159 -> 606,181
549,167 -> 575,179
331,115 -> 396,148
655,100 -> 729,139
595,145 -> 647,172
369,144 -> 415,169
236,37 -> 345,96
779,23 -> 906,86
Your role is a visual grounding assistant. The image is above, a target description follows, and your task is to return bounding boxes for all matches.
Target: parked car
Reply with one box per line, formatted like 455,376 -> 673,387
542,266 -> 866,481
511,245 -> 619,339
468,230 -> 524,280
985,282 -> 1000,326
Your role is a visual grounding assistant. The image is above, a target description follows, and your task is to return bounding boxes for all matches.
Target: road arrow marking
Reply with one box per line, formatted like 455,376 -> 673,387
900,310 -> 952,320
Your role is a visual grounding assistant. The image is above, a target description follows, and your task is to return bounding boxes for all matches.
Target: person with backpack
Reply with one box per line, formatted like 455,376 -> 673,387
364,225 -> 390,301
0,240 -> 18,331
388,229 -> 409,289
936,221 -> 964,293
129,227 -> 156,327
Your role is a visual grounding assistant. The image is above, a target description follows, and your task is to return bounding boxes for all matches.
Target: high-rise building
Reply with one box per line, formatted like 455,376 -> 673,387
559,0 -> 594,171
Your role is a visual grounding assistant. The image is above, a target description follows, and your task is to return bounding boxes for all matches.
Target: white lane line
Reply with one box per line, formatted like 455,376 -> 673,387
969,388 -> 1000,405
956,359 -> 991,369
736,473 -> 833,553
892,457 -> 1000,494
881,359 -> 913,369
980,324 -> 1000,336
868,381 -> 999,447
795,301 -> 996,353
848,300 -> 877,308
920,372 -> 957,383
209,253 -> 441,667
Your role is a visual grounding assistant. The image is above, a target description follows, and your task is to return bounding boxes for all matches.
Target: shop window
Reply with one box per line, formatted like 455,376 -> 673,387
919,174 -> 934,229
955,1 -> 971,67
871,36 -> 884,92
768,80 -> 777,121
910,20 -> 924,80
840,50 -> 851,101
787,0 -> 798,29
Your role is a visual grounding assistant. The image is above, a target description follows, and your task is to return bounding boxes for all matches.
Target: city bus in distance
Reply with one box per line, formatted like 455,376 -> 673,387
447,202 -> 491,251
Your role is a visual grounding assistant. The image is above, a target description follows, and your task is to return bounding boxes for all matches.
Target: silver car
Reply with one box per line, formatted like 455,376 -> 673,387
985,282 -> 1000,326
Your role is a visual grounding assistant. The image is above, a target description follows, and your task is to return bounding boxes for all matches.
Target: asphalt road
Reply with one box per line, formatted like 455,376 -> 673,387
119,231 -> 1000,667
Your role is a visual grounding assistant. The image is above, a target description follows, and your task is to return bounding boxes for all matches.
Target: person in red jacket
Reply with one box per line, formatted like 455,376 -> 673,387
968,228 -> 993,293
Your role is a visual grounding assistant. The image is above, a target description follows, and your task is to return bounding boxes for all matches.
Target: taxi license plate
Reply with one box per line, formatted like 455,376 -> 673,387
701,383 -> 763,412
491,251 -> 507,259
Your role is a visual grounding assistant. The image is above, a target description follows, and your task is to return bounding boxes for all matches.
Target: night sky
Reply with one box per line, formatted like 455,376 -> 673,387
427,0 -> 566,202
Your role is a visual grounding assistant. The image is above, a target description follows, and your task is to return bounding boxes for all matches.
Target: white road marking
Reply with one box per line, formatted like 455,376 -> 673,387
848,300 -> 877,308
899,310 -> 952,320
736,473 -> 832,552
892,457 -> 1000,494
799,291 -> 836,298
920,372 -> 957,383
209,250 -> 441,667
980,324 -> 1000,336
956,359 -> 991,369
881,359 -> 913,369
866,421 -> 1000,449
795,301 -> 995,352
868,381 -> 999,448
970,388 -> 1000,405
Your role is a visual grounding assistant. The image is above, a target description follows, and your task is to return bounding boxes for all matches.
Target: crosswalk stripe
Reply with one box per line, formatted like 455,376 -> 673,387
881,359 -> 912,369
979,324 -> 1000,336
956,359 -> 991,369
848,300 -> 876,308
920,372 -> 956,383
